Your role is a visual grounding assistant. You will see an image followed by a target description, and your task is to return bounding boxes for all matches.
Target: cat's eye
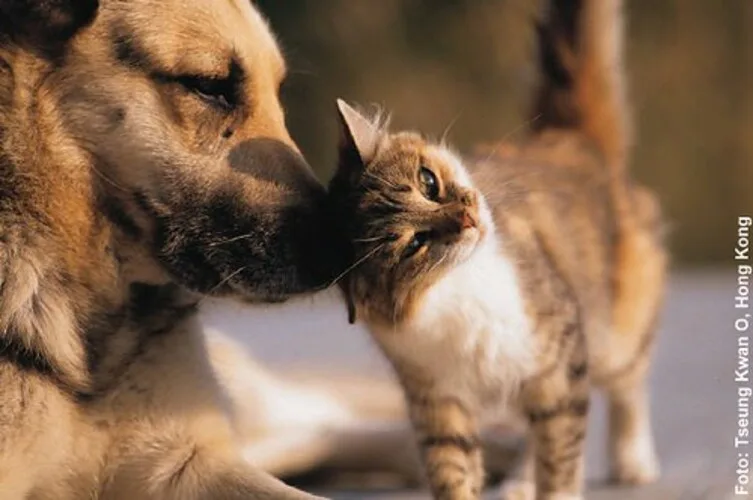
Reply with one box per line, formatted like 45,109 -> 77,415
419,166 -> 439,201
404,231 -> 431,258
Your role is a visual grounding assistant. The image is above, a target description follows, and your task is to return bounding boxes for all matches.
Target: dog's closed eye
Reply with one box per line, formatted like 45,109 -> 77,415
168,58 -> 244,112
176,74 -> 235,111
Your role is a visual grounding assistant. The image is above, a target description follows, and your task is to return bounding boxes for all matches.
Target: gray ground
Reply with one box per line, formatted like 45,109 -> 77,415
204,270 -> 746,500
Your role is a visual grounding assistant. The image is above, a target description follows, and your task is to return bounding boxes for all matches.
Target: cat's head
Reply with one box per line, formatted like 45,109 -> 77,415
329,100 -> 488,327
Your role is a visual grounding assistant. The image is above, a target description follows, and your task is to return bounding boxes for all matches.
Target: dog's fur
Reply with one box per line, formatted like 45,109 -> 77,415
0,0 -> 347,498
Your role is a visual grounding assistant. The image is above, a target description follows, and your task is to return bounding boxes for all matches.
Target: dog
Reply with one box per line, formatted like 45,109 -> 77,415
0,0 -> 348,498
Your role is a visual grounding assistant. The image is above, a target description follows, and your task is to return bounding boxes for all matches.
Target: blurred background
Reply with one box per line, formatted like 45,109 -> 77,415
256,0 -> 751,266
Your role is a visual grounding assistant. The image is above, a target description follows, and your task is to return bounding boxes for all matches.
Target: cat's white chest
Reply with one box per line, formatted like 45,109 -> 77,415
377,242 -> 533,408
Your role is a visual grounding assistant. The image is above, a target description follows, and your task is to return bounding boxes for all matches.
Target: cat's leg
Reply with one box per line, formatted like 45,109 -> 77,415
599,248 -> 663,484
517,332 -> 590,500
497,437 -> 535,500
408,393 -> 484,500
600,185 -> 666,485
600,347 -> 659,485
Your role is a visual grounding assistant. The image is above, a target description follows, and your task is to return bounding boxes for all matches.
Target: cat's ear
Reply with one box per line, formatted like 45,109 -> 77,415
336,99 -> 382,167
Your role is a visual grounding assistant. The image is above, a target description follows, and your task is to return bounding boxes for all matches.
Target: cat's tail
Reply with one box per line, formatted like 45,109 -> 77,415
531,0 -> 630,174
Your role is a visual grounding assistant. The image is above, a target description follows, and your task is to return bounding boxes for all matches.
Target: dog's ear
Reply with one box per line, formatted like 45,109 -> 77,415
336,99 -> 383,170
0,0 -> 99,49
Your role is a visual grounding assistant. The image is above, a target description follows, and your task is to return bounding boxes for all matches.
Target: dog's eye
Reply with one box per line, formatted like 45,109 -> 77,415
404,231 -> 430,258
177,75 -> 235,110
419,166 -> 439,201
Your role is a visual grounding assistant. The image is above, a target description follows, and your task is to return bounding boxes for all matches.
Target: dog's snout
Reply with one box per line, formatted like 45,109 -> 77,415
227,138 -> 323,197
218,137 -> 344,294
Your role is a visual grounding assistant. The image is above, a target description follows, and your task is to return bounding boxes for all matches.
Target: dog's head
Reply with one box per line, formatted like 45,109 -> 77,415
0,0 -> 343,302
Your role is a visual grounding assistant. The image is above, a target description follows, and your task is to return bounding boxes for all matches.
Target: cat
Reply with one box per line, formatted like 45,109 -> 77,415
326,0 -> 667,499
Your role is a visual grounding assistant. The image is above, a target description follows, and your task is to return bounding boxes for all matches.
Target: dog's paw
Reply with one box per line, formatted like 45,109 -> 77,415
498,479 -> 535,500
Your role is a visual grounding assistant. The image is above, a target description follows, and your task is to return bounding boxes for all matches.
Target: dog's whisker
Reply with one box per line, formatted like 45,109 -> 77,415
208,234 -> 255,247
289,68 -> 319,78
89,164 -> 128,192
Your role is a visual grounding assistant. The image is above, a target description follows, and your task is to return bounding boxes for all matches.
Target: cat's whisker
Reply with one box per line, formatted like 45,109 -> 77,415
196,265 -> 249,307
500,113 -> 542,143
353,235 -> 389,243
328,242 -> 386,288
426,253 -> 447,277
475,169 -> 558,205
439,110 -> 464,146
364,171 -> 400,190
482,113 -> 543,164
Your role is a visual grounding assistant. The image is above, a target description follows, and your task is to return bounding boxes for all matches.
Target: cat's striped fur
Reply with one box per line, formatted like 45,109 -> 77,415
328,0 -> 667,498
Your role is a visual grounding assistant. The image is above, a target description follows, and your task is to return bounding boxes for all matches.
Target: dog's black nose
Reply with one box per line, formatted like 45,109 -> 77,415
222,138 -> 347,295
227,138 -> 323,199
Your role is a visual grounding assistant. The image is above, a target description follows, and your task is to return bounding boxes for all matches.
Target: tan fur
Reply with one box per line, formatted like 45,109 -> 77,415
533,0 -> 630,175
0,0 -> 344,498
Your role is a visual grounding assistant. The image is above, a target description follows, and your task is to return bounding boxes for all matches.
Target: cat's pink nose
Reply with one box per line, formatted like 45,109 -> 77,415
461,210 -> 478,229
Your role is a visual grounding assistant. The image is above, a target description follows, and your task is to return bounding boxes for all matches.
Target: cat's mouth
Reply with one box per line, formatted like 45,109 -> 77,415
446,222 -> 487,266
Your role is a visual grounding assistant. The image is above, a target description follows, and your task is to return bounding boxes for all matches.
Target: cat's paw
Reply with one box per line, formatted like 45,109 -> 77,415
540,495 -> 584,500
498,479 -> 535,500
610,437 -> 661,485
610,454 -> 660,485
498,482 -> 586,500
